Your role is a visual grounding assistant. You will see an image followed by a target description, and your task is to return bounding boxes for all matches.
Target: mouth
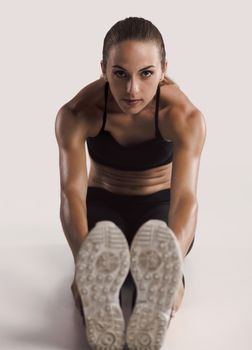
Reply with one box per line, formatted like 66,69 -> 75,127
123,99 -> 142,105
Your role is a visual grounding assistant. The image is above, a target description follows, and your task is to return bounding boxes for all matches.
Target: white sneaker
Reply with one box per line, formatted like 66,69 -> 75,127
126,219 -> 183,350
74,220 -> 130,350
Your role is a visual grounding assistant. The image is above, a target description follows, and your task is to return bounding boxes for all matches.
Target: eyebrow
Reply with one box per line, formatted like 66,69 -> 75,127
112,65 -> 156,71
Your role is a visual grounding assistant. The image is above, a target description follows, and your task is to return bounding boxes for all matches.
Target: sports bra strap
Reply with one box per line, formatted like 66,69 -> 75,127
155,84 -> 163,139
98,81 -> 109,135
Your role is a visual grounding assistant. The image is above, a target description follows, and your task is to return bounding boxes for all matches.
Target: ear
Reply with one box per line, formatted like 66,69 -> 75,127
162,60 -> 168,78
100,60 -> 107,81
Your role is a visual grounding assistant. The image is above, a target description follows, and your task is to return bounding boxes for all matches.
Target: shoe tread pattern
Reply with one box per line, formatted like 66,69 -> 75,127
75,220 -> 130,350
126,219 -> 183,350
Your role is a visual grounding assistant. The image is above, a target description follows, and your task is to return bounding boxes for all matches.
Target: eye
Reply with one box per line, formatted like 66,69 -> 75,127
113,70 -> 127,78
142,70 -> 153,77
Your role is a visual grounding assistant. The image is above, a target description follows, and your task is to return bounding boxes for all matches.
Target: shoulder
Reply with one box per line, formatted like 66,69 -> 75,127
171,107 -> 206,155
160,83 -> 207,153
58,78 -> 106,138
65,78 -> 104,112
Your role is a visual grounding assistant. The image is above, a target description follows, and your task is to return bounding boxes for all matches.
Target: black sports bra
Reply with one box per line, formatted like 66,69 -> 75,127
86,81 -> 173,171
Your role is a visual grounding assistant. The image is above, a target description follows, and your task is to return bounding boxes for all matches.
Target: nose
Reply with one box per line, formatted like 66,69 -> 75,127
126,79 -> 140,97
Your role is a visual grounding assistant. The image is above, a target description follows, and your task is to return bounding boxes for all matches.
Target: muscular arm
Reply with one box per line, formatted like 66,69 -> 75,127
55,105 -> 89,262
168,109 -> 206,257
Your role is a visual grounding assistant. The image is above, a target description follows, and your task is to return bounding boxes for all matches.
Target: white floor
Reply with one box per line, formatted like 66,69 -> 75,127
1,234 -> 251,350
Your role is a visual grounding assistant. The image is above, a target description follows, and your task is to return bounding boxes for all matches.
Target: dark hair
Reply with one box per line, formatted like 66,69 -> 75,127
102,17 -> 177,86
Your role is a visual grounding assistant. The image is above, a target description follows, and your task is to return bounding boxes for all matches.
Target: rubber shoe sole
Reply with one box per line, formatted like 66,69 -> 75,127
126,219 -> 183,350
74,220 -> 131,350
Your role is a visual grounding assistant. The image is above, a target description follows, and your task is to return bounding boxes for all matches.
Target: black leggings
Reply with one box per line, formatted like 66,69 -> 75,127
86,186 -> 195,308
86,186 -> 194,253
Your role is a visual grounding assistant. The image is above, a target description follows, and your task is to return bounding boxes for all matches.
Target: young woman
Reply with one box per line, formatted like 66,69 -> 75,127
55,17 -> 206,350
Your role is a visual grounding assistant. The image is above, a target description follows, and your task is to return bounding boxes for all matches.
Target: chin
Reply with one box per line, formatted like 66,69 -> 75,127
120,104 -> 145,115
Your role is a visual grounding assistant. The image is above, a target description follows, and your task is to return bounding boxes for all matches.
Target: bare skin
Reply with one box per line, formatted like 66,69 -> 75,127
55,40 -> 206,318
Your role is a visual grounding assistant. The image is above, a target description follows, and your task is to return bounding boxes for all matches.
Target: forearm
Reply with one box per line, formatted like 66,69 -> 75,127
168,198 -> 198,258
60,190 -> 88,262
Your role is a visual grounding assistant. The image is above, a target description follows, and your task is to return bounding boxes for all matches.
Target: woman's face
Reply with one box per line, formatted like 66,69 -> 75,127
101,40 -> 167,115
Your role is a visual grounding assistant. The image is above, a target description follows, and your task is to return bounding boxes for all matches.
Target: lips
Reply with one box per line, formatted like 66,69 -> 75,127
123,99 -> 141,102
123,99 -> 142,106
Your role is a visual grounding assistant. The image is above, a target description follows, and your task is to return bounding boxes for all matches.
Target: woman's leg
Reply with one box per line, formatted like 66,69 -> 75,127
118,188 -> 195,313
71,186 -> 130,323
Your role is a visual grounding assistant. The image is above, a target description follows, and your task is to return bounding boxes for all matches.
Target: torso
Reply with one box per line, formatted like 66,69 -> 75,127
66,78 -> 196,195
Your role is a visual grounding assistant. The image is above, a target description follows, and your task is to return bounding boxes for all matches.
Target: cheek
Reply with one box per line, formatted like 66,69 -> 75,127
110,83 -> 122,95
145,90 -> 156,103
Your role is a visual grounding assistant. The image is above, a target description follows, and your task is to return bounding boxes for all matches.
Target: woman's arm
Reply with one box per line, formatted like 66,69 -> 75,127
55,105 -> 90,262
167,108 -> 206,257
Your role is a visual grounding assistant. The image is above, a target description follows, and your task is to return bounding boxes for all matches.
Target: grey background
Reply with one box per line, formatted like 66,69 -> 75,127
0,0 -> 251,349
